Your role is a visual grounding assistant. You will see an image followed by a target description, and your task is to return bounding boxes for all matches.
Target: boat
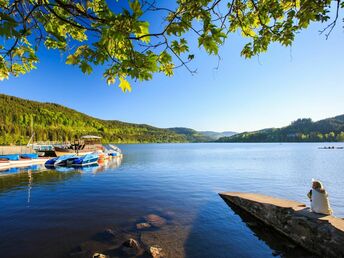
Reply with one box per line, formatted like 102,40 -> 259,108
45,157 -> 59,167
104,144 -> 122,157
54,136 -> 104,157
21,153 -> 39,159
45,155 -> 75,167
33,144 -> 56,157
54,154 -> 77,167
0,158 -> 9,164
0,154 -> 20,161
71,153 -> 99,166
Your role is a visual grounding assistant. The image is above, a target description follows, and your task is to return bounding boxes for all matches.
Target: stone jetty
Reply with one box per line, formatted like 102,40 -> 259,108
219,192 -> 344,258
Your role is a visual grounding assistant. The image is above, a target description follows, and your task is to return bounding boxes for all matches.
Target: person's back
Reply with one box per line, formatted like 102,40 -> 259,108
308,180 -> 332,215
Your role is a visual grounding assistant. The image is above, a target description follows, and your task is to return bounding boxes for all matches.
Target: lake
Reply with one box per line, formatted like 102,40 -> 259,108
1,143 -> 343,257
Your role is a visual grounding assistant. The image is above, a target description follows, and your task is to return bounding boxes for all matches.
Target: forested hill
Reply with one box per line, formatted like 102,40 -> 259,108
0,94 -> 187,144
217,116 -> 344,143
168,127 -> 213,142
167,128 -> 237,142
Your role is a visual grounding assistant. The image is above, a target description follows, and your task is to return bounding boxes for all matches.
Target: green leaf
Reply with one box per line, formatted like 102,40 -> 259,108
130,0 -> 142,16
119,77 -> 132,92
80,62 -> 92,74
135,22 -> 150,43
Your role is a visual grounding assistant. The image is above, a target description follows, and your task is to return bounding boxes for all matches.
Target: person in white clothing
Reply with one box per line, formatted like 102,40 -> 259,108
307,179 -> 332,215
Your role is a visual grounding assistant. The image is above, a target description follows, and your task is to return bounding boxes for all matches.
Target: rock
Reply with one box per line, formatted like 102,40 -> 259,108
149,245 -> 165,258
140,225 -> 189,258
121,238 -> 144,256
92,253 -> 108,258
246,221 -> 258,227
285,243 -> 297,249
144,214 -> 166,228
136,222 -> 151,230
123,238 -> 141,250
220,192 -> 344,258
272,250 -> 281,256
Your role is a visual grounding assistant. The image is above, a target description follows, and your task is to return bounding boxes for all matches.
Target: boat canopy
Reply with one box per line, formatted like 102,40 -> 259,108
79,135 -> 102,145
81,135 -> 102,139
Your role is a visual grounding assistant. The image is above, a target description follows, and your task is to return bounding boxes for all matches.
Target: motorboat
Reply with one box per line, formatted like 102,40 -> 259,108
21,153 -> 39,159
71,153 -> 99,166
54,136 -> 104,156
54,154 -> 77,167
45,154 -> 75,167
104,144 -> 122,157
0,154 -> 20,161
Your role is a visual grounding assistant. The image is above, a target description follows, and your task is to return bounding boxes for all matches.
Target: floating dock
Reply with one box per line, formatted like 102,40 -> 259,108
0,158 -> 48,171
219,192 -> 344,258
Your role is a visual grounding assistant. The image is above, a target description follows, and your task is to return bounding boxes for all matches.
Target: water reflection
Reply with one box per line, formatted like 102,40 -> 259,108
0,157 -> 123,196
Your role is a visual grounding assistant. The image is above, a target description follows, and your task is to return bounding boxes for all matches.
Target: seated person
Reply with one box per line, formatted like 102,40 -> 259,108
307,179 -> 332,215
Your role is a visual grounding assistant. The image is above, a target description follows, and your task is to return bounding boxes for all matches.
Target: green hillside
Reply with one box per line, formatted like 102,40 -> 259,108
199,131 -> 237,140
0,94 -> 187,144
168,127 -> 213,142
217,117 -> 344,142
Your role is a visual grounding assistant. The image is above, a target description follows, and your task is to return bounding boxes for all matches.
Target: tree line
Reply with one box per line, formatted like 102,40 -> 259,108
218,118 -> 344,142
0,94 -> 187,145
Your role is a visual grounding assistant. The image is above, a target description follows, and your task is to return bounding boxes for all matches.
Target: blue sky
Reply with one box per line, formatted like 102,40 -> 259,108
0,10 -> 343,132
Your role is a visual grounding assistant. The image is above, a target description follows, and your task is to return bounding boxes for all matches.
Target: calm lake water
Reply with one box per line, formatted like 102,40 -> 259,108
1,143 -> 343,258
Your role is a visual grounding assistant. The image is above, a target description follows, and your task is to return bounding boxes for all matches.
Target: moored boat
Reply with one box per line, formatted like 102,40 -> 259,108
0,154 -> 20,161
21,153 -> 39,159
54,136 -> 104,157
104,144 -> 122,157
45,155 -> 76,167
0,158 -> 9,163
71,153 -> 99,166
45,157 -> 59,167
54,155 -> 77,167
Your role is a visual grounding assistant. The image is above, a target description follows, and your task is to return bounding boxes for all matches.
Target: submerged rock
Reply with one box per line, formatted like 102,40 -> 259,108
140,224 -> 190,258
144,214 -> 166,228
92,253 -> 109,258
123,238 -> 141,249
121,238 -> 144,256
149,245 -> 165,258
136,222 -> 152,230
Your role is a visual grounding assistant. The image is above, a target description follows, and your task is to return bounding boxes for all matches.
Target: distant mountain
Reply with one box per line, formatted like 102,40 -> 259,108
168,127 -> 213,142
199,131 -> 237,140
217,116 -> 344,142
0,94 -> 188,144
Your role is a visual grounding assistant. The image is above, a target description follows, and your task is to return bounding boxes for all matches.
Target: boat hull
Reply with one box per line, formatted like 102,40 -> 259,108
0,154 -> 20,161
72,154 -> 99,167
54,150 -> 93,157
21,153 -> 39,159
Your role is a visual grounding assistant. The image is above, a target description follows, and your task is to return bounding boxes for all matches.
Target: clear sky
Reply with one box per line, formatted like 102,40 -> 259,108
0,12 -> 343,132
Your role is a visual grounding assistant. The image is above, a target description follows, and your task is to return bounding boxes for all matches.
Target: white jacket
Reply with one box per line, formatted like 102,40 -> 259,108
311,189 -> 332,215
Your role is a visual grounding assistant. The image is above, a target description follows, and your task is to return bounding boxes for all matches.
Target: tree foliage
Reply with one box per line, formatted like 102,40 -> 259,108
218,115 -> 344,142
0,0 -> 342,91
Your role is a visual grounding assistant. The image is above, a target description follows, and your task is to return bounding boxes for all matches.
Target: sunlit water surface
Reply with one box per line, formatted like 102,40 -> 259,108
1,143 -> 343,258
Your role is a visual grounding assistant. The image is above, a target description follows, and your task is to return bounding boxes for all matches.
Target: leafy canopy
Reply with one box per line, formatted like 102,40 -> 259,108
0,0 -> 342,91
